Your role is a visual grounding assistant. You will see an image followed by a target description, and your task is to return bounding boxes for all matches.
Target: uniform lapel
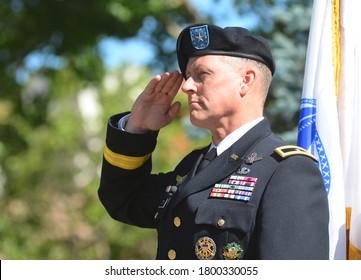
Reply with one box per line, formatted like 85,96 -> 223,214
170,119 -> 272,209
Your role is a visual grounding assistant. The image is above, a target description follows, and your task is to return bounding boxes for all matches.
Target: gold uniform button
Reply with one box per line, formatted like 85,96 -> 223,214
168,249 -> 176,260
217,218 -> 225,227
173,216 -> 181,227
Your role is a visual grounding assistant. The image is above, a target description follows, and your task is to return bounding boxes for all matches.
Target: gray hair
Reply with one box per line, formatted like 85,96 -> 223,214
220,56 -> 272,104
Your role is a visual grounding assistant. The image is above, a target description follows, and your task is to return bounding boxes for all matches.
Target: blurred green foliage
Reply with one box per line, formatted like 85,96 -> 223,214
0,0 -> 312,259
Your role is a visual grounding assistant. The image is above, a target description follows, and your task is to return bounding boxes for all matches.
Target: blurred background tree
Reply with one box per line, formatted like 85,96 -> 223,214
0,0 -> 312,259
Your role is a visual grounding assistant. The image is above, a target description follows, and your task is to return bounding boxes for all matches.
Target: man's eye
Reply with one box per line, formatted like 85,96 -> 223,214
198,72 -> 208,79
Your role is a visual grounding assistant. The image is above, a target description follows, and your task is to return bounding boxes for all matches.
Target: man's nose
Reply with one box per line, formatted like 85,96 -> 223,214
181,77 -> 196,94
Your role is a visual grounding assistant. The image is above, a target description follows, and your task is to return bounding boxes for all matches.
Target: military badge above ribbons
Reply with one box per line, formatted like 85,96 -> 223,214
190,25 -> 209,50
209,175 -> 257,202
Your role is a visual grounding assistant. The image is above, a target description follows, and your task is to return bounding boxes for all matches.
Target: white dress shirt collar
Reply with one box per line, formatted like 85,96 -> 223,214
211,117 -> 264,156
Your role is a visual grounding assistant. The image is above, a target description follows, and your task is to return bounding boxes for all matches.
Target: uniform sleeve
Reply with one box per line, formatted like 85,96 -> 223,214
255,155 -> 329,259
98,113 -> 172,228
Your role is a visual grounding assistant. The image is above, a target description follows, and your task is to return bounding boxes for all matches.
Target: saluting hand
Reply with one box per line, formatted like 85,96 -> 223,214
125,71 -> 183,134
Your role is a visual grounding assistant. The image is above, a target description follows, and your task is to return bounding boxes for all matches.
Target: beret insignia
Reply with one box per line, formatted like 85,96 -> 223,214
190,25 -> 210,50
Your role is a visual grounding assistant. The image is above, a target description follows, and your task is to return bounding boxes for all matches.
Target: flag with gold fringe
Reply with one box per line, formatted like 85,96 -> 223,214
298,0 -> 361,259
338,0 -> 361,260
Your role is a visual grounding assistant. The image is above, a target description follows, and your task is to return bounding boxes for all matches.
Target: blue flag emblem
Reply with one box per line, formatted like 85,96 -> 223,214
190,25 -> 209,50
297,98 -> 331,193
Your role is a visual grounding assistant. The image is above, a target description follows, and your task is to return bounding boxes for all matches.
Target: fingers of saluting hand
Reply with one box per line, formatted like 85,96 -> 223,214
144,71 -> 183,99
160,71 -> 183,99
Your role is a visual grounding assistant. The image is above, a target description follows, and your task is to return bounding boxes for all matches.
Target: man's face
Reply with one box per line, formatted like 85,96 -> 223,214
182,55 -> 243,130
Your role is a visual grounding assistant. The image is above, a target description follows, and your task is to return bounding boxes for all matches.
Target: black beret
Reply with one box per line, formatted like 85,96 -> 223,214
176,23 -> 275,77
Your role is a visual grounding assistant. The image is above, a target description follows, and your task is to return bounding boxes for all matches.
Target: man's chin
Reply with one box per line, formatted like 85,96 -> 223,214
189,114 -> 207,128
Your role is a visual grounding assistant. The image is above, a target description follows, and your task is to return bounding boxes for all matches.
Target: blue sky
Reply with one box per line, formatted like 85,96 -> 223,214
21,0 -> 258,82
98,0 -> 257,69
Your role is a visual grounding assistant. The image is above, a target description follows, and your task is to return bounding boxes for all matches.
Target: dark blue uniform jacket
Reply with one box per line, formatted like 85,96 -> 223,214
99,113 -> 329,260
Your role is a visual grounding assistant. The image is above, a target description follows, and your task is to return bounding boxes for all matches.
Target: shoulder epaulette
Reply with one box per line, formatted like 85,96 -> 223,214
274,145 -> 318,162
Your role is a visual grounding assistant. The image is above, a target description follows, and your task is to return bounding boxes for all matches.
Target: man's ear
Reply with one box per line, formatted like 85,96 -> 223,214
240,70 -> 256,97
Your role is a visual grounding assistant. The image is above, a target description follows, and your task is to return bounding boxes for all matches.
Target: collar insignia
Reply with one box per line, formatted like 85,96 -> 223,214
230,153 -> 239,160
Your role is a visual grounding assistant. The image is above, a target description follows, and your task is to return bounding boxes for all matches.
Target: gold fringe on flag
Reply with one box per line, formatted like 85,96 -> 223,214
349,244 -> 361,260
332,0 -> 341,98
346,207 -> 351,259
346,208 -> 361,259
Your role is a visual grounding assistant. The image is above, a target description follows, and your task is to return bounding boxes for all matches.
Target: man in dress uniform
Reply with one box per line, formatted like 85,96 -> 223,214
98,24 -> 329,260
